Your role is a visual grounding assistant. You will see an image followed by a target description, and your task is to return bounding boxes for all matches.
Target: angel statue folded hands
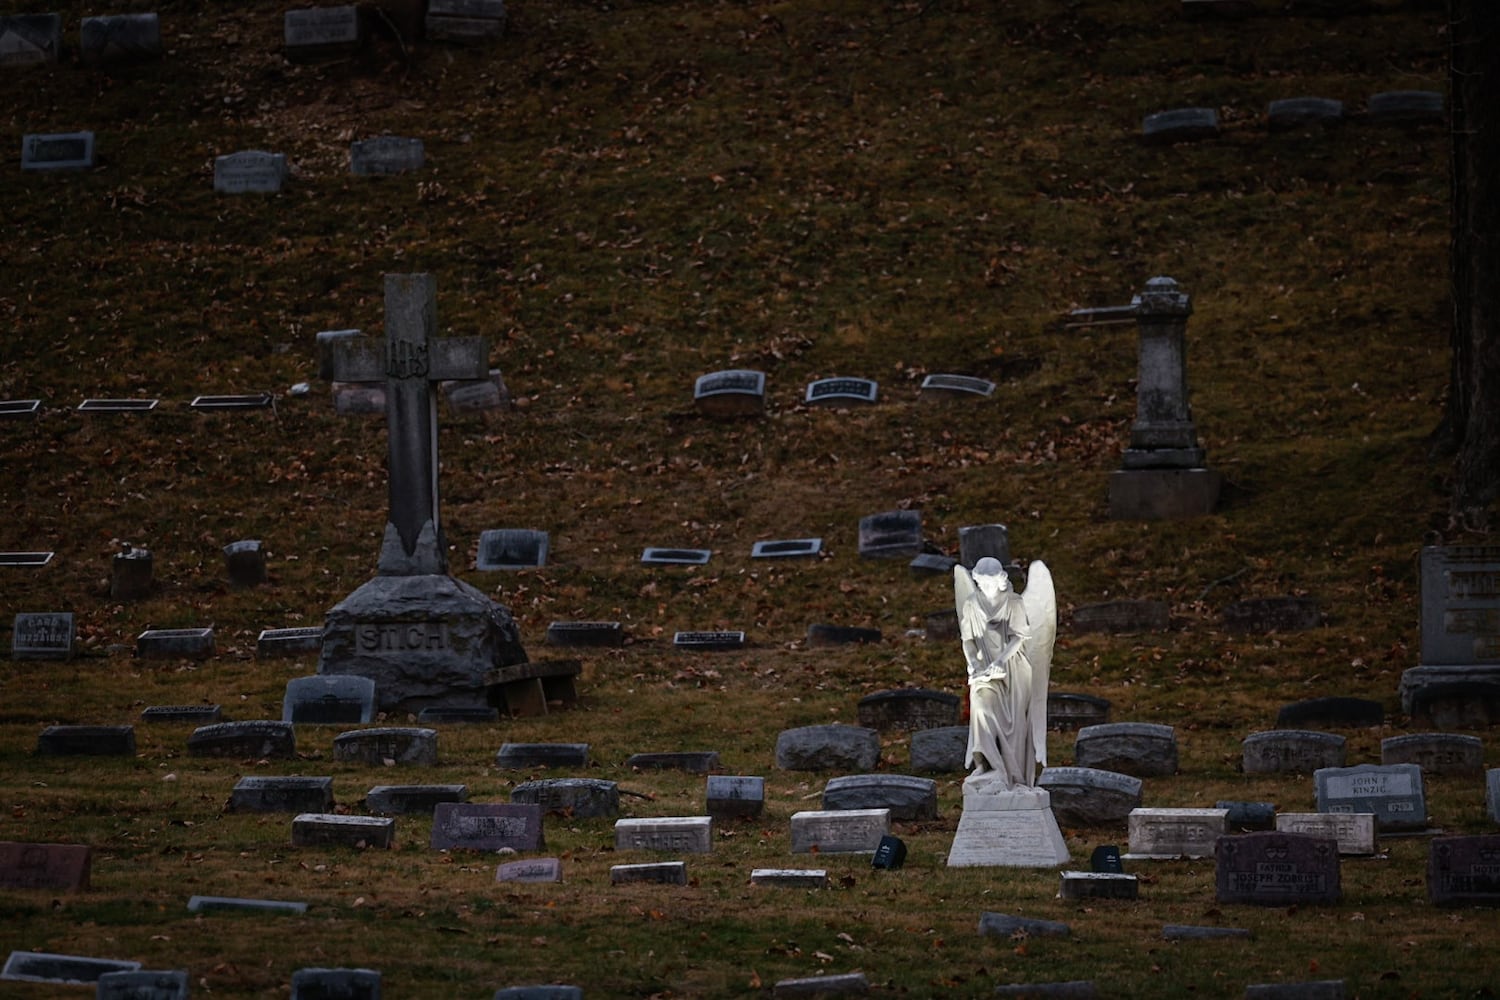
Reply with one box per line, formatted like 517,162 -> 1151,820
954,557 -> 1057,791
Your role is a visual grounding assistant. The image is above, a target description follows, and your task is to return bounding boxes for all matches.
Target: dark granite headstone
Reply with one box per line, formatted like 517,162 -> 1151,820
425,0 -> 508,43
418,706 -> 500,724
214,151 -> 288,194
1037,767 -> 1143,826
20,132 -> 94,171
224,539 -> 267,587
229,776 -> 334,814
857,510 -> 923,559
136,627 -> 214,660
0,842 -> 91,891
752,538 -> 823,559
187,721 -> 296,759
1367,90 -> 1444,126
141,705 -> 222,725
476,529 -> 549,570
773,973 -> 870,997
0,13 -> 61,66
805,377 -> 877,406
431,802 -> 544,851
350,135 -> 425,176
1268,97 -> 1345,129
919,374 -> 995,399
1142,107 -> 1219,142
806,624 -> 881,647
1381,733 -> 1484,775
1416,545 -> 1500,666
925,609 -> 959,642
1242,730 -> 1346,774
1314,763 -> 1427,832
11,612 -> 74,659
257,626 -> 324,658
909,553 -> 958,576
283,675 -> 376,724
545,621 -> 624,647
1275,697 -> 1383,729
642,547 -> 712,566
291,814 -> 395,849
626,752 -> 720,773
1408,680 -> 1500,728
1222,597 -> 1321,633
705,775 -> 764,819
1070,601 -> 1169,635
856,689 -> 959,732
190,393 -> 273,412
496,743 -> 589,769
511,777 -> 619,818
610,861 -> 687,885
186,895 -> 307,915
1217,801 -> 1277,831
1074,722 -> 1177,777
332,727 -> 438,766
957,524 -> 1009,569
909,726 -> 967,773
614,816 -> 713,853
1428,834 -> 1500,906
1090,845 -> 1123,873
822,774 -> 937,820
289,967 -> 381,1000
871,835 -> 907,870
0,952 -> 140,985
1047,693 -> 1111,730
1059,871 -> 1137,901
283,6 -> 361,58
366,784 -> 467,816
774,725 -> 881,772
35,725 -> 135,757
96,969 -> 190,1000
1215,832 -> 1341,906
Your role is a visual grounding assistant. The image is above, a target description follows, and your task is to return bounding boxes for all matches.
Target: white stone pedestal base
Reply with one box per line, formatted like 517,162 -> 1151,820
947,785 -> 1071,868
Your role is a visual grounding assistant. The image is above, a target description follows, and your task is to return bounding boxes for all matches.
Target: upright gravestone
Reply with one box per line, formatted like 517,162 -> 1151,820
214,151 -> 288,194
431,803 -> 543,852
1314,763 -> 1427,832
856,689 -> 959,732
284,6 -> 361,58
693,369 -> 764,418
318,275 -> 528,714
0,842 -> 91,891
1216,832 -> 1342,906
283,675 -> 376,724
957,524 -> 1009,568
1103,277 -> 1220,519
0,14 -> 62,66
426,0 -> 507,42
1428,834 -> 1500,906
1400,546 -> 1500,726
476,529 -> 548,570
289,968 -> 380,1000
857,510 -> 923,559
79,13 -> 161,63
1074,722 -> 1178,777
11,612 -> 73,660
224,539 -> 266,587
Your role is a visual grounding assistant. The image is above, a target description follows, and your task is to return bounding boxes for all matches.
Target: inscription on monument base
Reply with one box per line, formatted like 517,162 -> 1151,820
355,621 -> 448,653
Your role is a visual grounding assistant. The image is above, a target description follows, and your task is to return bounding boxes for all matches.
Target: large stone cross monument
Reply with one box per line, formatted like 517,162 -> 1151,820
317,274 -> 528,714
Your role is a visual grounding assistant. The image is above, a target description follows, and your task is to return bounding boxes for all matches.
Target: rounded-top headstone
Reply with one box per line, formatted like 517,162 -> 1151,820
1074,723 -> 1177,778
775,725 -> 881,772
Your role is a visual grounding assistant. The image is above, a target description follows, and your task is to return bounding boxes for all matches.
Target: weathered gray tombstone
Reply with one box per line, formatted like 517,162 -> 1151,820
1223,597 -> 1322,633
0,952 -> 140,985
213,151 -> 288,194
1241,730 -> 1346,774
0,551 -> 53,566
96,969 -> 190,1000
610,861 -> 686,885
79,13 -> 161,63
291,814 -> 395,849
333,727 -> 438,765
0,399 -> 41,419
257,626 -> 324,658
1059,870 -> 1138,901
186,895 -> 307,915
856,689 -> 958,731
283,675 -> 376,724
1142,107 -> 1220,143
774,724 -> 880,771
511,778 -> 619,818
545,621 -> 624,647
1314,763 -> 1427,832
284,6 -> 361,58
442,370 -> 510,414
0,842 -> 91,891
909,552 -> 958,577
750,868 -> 828,888
614,816 -> 712,853
366,784 -> 466,815
1102,277 -> 1220,519
977,913 -> 1071,938
1367,90 -> 1444,126
318,275 -> 528,715
1428,834 -> 1500,905
12,612 -> 73,660
223,539 -> 266,587
21,132 -> 95,171
957,524 -> 1009,568
857,510 -> 923,559
821,774 -> 937,820
476,529 -> 549,570
425,0 -> 507,42
1381,733 -> 1484,775
642,547 -> 712,566
1274,813 -> 1377,856
111,547 -> 153,599
918,373 -> 995,400
351,136 -> 424,176
496,743 -> 589,769
790,809 -> 890,854
1216,832 -> 1342,906
909,726 -> 967,773
495,858 -> 562,884
1037,767 -> 1143,826
35,726 -> 135,757
289,968 -> 380,1000
672,630 -> 744,651
1400,546 -> 1500,726
1268,97 -> 1345,130
805,376 -> 877,406
141,704 -> 221,725
705,775 -> 764,819
137,627 -> 214,659
317,329 -> 363,380
752,538 -> 822,559
1070,600 -> 1169,635
0,14 -> 62,66
805,624 -> 880,646
1218,800 -> 1277,831
693,369 -> 764,417
1074,722 -> 1178,777
187,721 -> 296,759
1047,692 -> 1112,730
431,802 -> 544,851
229,776 -> 335,814
1126,807 -> 1227,859
773,973 -> 869,997
1275,697 -> 1384,729
626,752 -> 719,773
924,609 -> 959,641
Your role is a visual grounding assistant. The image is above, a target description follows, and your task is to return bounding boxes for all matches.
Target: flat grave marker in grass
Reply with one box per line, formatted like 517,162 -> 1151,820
442,369 -> 510,413
1142,107 -> 1220,143
857,509 -> 923,559
1314,763 -> 1427,832
257,626 -> 323,658
0,551 -> 54,567
190,393 -> 272,412
751,538 -> 823,559
918,373 -> 994,400
78,397 -> 157,413
672,630 -> 744,651
11,612 -> 72,659
0,399 -> 41,419
750,868 -> 828,888
773,973 -> 869,997
807,623 -> 882,646
805,376 -> 877,406
693,368 -> 765,418
610,861 -> 686,885
625,751 -> 719,772
136,627 -> 214,659
96,969 -> 189,1000
1367,89 -> 1444,126
476,528 -> 549,570
213,151 -> 288,194
642,546 -> 711,565
20,131 -> 93,171
351,135 -> 425,176
431,802 -> 544,851
496,858 -> 562,883
35,725 -> 135,756
1222,596 -> 1322,633
185,895 -> 307,915
545,620 -> 624,647
0,952 -> 140,986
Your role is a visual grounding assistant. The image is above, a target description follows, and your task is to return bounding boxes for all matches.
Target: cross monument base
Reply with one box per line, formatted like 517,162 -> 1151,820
947,785 -> 1071,868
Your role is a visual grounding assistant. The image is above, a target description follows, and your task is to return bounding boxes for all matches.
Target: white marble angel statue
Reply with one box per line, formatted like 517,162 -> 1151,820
954,557 -> 1057,790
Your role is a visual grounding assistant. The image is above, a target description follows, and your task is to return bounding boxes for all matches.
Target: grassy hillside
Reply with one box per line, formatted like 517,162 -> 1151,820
1,0 -> 1488,996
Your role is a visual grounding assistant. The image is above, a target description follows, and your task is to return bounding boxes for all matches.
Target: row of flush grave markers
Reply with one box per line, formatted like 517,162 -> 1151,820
13,89 -> 1447,177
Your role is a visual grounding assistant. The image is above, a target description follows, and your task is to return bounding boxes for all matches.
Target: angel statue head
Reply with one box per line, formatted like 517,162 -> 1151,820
971,557 -> 1011,600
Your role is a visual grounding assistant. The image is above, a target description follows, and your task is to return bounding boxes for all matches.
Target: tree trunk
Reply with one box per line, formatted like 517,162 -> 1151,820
1445,0 -> 1500,516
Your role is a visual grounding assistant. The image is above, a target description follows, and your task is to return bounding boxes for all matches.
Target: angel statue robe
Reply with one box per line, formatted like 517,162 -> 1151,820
954,557 -> 1056,790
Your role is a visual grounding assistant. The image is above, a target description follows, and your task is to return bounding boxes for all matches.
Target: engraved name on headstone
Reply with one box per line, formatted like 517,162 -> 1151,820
366,784 -> 466,815
610,861 -> 686,885
1428,834 -> 1500,906
1075,722 -> 1178,777
136,627 -> 215,659
1381,733 -> 1484,775
805,377 -> 877,406
857,509 -> 923,559
496,858 -> 562,883
1274,812 -> 1377,856
642,547 -> 712,565
229,776 -> 335,814
283,674 -> 377,724
213,151 -> 288,194
855,689 -> 959,732
431,802 -> 543,851
187,721 -> 296,759
1242,730 -> 1346,774
790,808 -> 890,854
11,612 -> 73,659
751,538 -> 823,559
1314,763 -> 1427,832
614,816 -> 713,854
257,626 -> 324,658
706,775 -> 764,819
918,373 -> 995,399
775,725 -> 881,772
511,778 -> 619,818
1215,832 -> 1342,906
1125,807 -> 1227,859
333,727 -> 438,766
822,775 -> 938,821
693,369 -> 765,418
142,703 -> 224,726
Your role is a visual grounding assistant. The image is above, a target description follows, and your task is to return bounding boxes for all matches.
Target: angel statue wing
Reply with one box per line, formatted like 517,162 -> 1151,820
1018,559 -> 1057,769
952,564 -> 991,681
